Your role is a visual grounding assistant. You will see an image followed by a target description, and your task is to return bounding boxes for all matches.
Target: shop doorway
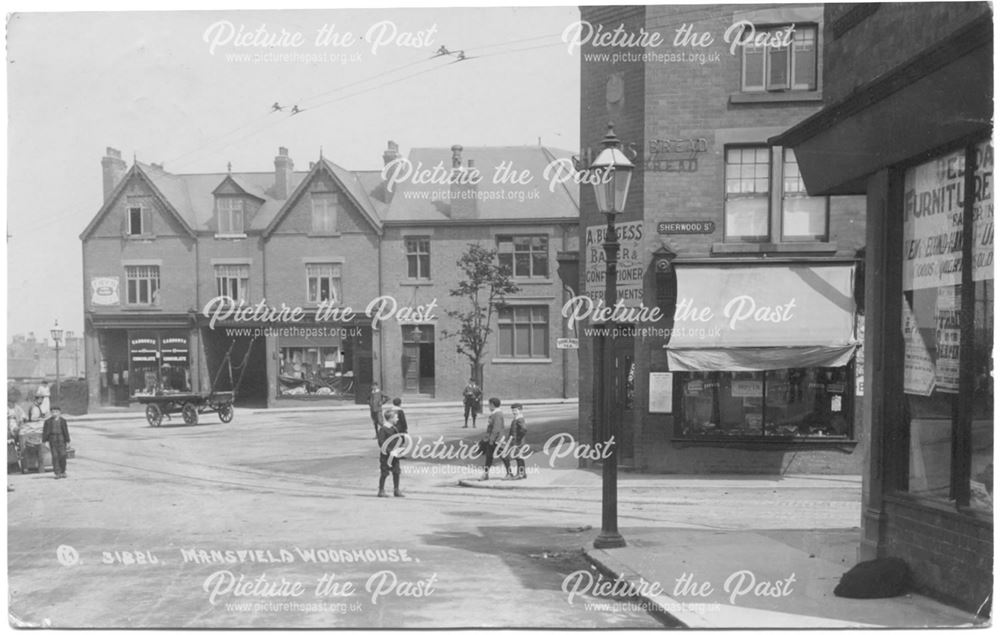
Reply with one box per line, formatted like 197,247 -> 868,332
401,325 -> 435,396
99,330 -> 130,406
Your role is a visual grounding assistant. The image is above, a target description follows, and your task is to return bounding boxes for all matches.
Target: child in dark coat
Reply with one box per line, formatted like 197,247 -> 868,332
42,406 -> 71,479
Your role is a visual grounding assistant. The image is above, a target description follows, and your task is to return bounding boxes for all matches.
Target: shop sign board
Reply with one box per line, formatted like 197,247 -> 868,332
584,220 -> 645,306
902,140 -> 994,291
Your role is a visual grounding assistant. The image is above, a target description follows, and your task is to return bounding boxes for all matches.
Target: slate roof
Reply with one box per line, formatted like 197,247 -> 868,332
82,145 -> 579,239
382,146 -> 580,222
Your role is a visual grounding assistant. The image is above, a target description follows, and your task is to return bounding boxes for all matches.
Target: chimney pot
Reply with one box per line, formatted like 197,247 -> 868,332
451,144 -> 463,168
467,159 -> 475,168
279,147 -> 289,156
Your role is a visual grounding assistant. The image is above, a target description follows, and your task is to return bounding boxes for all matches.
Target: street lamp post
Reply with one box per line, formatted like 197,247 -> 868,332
589,124 -> 633,550
51,320 -> 64,402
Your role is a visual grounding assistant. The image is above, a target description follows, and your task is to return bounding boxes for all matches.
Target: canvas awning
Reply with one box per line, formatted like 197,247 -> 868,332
665,263 -> 858,371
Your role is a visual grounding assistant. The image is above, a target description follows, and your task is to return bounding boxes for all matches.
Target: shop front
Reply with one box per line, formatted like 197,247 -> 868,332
86,315 -> 199,407
270,322 -> 374,405
770,6 -> 992,610
637,262 -> 863,474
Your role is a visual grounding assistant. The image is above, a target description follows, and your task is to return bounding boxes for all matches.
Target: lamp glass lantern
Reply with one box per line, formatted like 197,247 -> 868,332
589,125 -> 634,215
50,320 -> 63,347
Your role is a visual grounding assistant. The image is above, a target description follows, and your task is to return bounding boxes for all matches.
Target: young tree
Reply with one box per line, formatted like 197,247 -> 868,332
441,243 -> 520,395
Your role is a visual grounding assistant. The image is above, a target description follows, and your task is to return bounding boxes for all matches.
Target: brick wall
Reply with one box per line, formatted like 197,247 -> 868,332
882,497 -> 993,613
379,223 -> 578,401
263,173 -> 381,310
822,2 -> 992,105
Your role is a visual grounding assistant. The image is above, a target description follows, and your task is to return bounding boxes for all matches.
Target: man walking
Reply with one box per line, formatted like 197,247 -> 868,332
42,405 -> 70,479
462,378 -> 481,428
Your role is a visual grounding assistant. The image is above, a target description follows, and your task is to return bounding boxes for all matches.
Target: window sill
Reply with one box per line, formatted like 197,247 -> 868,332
491,358 -> 553,364
125,234 -> 156,241
671,436 -> 857,450
308,232 -> 342,238
729,91 -> 823,105
883,492 -> 994,528
399,280 -> 434,286
510,278 -> 554,285
123,305 -> 162,311
712,242 -> 838,255
214,233 -> 247,240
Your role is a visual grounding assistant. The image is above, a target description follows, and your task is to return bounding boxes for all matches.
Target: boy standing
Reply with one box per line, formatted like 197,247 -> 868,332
376,410 -> 404,498
391,397 -> 408,434
508,403 -> 528,479
462,379 -> 481,428
42,406 -> 70,479
482,397 -> 510,480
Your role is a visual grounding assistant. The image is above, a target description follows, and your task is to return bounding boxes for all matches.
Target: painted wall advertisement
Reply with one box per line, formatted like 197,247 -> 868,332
902,140 -> 994,291
90,276 -> 120,306
584,219 -> 645,306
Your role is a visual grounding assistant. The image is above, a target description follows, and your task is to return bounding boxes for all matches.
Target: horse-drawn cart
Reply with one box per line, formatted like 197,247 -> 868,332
134,338 -> 255,427
138,391 -> 235,427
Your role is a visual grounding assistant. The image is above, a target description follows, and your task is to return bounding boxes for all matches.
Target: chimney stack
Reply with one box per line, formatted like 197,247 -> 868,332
383,140 -> 400,166
101,147 -> 127,202
449,145 -> 479,220
274,147 -> 294,199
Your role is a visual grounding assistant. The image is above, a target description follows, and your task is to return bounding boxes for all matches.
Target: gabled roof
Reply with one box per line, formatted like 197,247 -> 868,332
80,163 -> 197,240
382,146 -> 580,222
262,157 -> 384,237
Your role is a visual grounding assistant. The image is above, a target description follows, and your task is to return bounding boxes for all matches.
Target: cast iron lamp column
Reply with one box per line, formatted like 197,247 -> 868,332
51,320 -> 64,402
589,124 -> 633,550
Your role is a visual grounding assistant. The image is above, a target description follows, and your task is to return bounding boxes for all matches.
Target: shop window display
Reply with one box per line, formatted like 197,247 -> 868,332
277,346 -> 354,398
677,367 -> 852,439
900,140 -> 993,515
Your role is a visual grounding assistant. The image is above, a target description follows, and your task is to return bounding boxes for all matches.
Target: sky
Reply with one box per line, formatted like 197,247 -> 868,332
4,5 -> 582,341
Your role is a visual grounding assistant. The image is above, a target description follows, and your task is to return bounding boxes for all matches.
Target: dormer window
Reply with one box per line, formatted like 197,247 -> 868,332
217,197 -> 245,236
310,193 -> 340,234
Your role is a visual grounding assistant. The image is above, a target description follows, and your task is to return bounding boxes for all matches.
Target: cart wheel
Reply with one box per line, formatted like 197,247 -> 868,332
182,403 -> 199,425
146,404 -> 162,427
218,403 -> 234,423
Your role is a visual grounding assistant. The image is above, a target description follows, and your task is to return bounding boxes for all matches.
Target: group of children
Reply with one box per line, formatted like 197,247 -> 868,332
480,398 -> 528,481
367,382 -> 531,497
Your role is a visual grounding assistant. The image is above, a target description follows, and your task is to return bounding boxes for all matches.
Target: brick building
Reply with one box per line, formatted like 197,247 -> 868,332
574,5 -> 867,474
378,143 -> 579,400
774,2 -> 992,614
80,143 -> 578,409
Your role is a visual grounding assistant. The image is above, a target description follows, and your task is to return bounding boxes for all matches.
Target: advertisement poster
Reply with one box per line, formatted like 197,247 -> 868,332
902,140 -> 994,292
902,301 -> 936,397
5,3 -> 989,631
933,286 -> 961,393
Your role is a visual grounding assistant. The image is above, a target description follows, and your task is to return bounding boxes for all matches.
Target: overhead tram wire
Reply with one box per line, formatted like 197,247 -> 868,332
162,54 -> 444,173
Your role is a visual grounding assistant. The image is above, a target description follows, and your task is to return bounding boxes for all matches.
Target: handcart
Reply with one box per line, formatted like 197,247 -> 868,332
17,425 -> 51,473
135,338 -> 256,427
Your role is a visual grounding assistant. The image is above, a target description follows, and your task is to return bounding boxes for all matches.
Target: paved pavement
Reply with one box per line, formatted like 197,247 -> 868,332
7,402 -> 981,628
